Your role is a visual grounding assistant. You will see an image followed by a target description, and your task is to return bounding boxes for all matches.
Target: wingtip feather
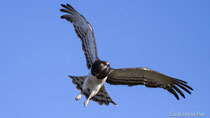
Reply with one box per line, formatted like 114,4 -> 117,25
173,85 -> 185,98
60,16 -> 64,19
61,4 -> 65,7
177,81 -> 193,91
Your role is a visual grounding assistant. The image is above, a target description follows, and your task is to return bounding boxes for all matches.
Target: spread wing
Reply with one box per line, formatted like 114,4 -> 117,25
60,4 -> 98,69
106,68 -> 193,100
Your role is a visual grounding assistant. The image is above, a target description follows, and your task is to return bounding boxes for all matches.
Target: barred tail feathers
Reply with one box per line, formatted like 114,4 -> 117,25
68,75 -> 87,91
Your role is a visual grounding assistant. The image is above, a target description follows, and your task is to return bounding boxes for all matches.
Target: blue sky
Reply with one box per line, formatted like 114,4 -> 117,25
1,0 -> 210,117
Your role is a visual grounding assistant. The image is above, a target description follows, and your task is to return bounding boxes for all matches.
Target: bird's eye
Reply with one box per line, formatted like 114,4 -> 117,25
101,63 -> 104,66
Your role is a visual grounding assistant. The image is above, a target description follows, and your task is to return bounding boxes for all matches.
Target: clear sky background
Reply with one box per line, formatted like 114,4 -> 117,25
1,0 -> 210,118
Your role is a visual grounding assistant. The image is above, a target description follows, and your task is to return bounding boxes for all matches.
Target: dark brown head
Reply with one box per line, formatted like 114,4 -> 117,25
91,60 -> 110,79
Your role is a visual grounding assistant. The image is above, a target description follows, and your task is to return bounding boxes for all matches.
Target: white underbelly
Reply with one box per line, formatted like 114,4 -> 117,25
82,72 -> 107,96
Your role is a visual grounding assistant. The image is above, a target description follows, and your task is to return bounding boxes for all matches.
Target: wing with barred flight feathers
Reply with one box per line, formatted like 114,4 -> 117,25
106,68 -> 193,100
68,75 -> 117,106
60,4 -> 98,69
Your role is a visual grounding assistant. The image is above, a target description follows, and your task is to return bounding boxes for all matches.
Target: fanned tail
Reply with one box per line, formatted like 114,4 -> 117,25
68,75 -> 87,91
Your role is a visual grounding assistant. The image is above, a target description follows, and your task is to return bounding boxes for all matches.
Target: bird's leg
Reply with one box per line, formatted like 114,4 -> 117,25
76,88 -> 84,101
84,99 -> 90,107
84,96 -> 92,107
75,93 -> 81,100
84,89 -> 98,107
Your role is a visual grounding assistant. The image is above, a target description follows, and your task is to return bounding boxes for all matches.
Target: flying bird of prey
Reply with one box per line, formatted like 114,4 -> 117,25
60,4 -> 193,107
